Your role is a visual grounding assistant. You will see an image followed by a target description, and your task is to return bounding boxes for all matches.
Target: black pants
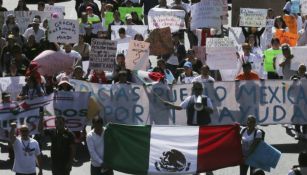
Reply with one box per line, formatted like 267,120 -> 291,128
52,169 -> 71,175
267,72 -> 280,79
91,165 -> 114,175
16,173 -> 36,175
295,125 -> 307,134
240,164 -> 255,175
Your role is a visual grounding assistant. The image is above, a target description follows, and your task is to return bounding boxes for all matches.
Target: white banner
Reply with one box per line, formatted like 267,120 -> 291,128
302,0 -> 307,16
190,0 -> 224,30
125,40 -> 150,70
148,8 -> 186,32
239,8 -> 268,28
0,92 -> 90,140
3,11 -> 52,33
111,25 -> 149,40
89,38 -> 117,71
290,46 -> 307,70
70,80 -> 307,126
48,19 -> 79,43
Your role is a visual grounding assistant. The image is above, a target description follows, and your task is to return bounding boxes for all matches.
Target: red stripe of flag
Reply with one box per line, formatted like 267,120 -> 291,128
197,124 -> 243,172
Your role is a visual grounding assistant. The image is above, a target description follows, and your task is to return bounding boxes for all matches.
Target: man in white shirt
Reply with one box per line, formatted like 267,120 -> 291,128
86,117 -> 113,175
60,43 -> 82,67
23,18 -> 45,43
192,65 -> 215,83
10,124 -> 42,175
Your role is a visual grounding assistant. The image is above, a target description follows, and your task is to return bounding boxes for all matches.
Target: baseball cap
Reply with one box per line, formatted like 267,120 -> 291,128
125,14 -> 132,20
183,61 -> 192,69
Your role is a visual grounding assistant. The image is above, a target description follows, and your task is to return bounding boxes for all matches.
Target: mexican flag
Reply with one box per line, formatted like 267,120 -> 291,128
104,124 -> 243,174
133,70 -> 165,85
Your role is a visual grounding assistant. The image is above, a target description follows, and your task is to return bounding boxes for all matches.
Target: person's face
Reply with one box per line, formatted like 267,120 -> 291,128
18,0 -> 24,7
242,46 -> 251,54
243,66 -> 251,74
268,10 -> 274,18
43,20 -> 48,28
184,67 -> 192,74
8,16 -> 15,23
114,12 -> 120,20
126,18 -> 133,24
55,118 -> 65,130
20,128 -> 29,139
172,35 -> 179,44
248,36 -> 255,46
247,117 -> 256,129
60,83 -> 70,91
158,61 -> 165,69
272,41 -> 280,49
282,48 -> 291,59
134,35 -> 144,41
118,73 -> 128,83
117,56 -> 125,65
64,44 -> 72,52
251,27 -> 257,33
193,84 -> 203,96
131,13 -> 138,20
93,120 -> 103,132
79,35 -> 84,43
276,19 -> 283,28
298,65 -> 307,75
119,33 -> 126,39
74,69 -> 84,79
87,9 -> 93,15
38,4 -> 45,11
201,66 -> 209,76
10,64 -> 17,74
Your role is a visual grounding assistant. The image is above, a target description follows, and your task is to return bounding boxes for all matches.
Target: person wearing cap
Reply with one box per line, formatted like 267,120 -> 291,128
86,6 -> 101,24
192,65 -> 215,83
77,0 -> 100,19
23,18 -> 45,43
235,62 -> 260,80
178,61 -> 199,84
57,79 -> 75,91
125,14 -> 135,25
2,14 -> 19,38
9,123 -> 43,175
179,49 -> 203,74
279,44 -> 297,80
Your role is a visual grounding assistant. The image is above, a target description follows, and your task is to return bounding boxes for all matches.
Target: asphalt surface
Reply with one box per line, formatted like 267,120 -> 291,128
1,1 -> 307,175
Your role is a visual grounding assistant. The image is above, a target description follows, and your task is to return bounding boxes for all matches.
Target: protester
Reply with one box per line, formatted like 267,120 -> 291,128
86,117 -> 114,175
263,38 -> 282,79
17,73 -> 45,100
131,11 -> 143,25
86,6 -> 101,24
39,117 -> 75,175
192,65 -> 215,83
77,0 -> 100,18
60,43 -> 82,67
2,14 -> 19,38
279,44 -> 296,80
0,0 -> 7,11
89,69 -> 108,84
73,35 -> 91,61
179,49 -> 203,74
11,26 -> 26,47
240,115 -> 263,175
10,123 -> 43,175
14,0 -> 29,11
288,151 -> 307,175
236,62 -> 260,80
237,43 -> 262,76
178,61 -> 199,84
23,18 -> 45,43
112,53 -> 133,83
153,59 -> 176,84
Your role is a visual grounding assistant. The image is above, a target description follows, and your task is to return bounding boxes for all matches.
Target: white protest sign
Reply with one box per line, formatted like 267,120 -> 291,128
126,40 -> 150,70
111,25 -> 149,40
3,11 -> 52,33
228,27 -> 245,50
0,76 -> 25,100
117,42 -> 129,55
206,37 -> 235,47
190,0 -> 224,30
290,47 -> 307,70
206,47 -> 237,69
148,8 -> 186,32
89,38 -> 117,71
44,5 -> 65,18
301,0 -> 307,15
48,19 -> 79,43
239,8 -> 268,28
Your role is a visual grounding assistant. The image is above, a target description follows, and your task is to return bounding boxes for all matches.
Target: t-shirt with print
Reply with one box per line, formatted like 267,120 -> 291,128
13,137 -> 40,174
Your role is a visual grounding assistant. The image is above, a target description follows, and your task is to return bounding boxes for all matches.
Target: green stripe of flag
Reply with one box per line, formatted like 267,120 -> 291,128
104,124 -> 151,174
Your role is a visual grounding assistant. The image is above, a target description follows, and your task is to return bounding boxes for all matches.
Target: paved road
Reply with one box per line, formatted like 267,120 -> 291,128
1,1 -> 307,175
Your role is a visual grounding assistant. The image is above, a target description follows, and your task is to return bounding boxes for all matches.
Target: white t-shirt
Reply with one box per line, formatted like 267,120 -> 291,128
241,128 -> 262,156
23,27 -> 45,43
180,95 -> 213,125
86,130 -> 104,167
192,75 -> 215,83
13,137 -> 41,174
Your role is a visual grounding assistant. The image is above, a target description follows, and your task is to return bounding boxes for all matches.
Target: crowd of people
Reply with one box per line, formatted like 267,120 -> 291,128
0,0 -> 307,174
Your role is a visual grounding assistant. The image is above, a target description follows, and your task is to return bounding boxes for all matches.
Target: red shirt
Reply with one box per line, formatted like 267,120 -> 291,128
235,71 -> 260,80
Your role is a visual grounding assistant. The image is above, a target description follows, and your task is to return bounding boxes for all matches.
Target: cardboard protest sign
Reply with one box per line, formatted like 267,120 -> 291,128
302,0 -> 307,15
3,11 -> 52,33
206,38 -> 237,69
239,8 -> 267,28
290,47 -> 307,70
190,0 -> 224,30
111,25 -> 149,40
148,8 -> 186,32
48,19 -> 79,43
125,40 -> 150,70
232,0 -> 284,27
89,38 -> 117,71
145,27 -> 174,56
275,29 -> 299,47
44,5 -> 65,18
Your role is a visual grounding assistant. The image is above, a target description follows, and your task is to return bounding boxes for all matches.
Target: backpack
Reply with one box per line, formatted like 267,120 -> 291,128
240,127 -> 265,140
292,165 -> 302,175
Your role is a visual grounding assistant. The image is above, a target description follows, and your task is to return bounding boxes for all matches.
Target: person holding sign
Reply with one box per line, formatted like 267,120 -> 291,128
235,62 -> 260,80
279,44 -> 296,80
